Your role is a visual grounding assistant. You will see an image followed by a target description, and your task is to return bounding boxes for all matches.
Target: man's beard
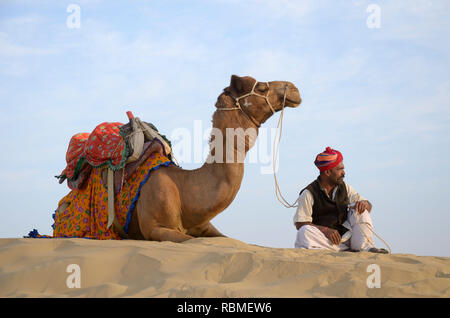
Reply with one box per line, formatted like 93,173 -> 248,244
336,176 -> 345,185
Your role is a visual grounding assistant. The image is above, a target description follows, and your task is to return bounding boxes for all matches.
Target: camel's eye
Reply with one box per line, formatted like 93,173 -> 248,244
256,82 -> 269,93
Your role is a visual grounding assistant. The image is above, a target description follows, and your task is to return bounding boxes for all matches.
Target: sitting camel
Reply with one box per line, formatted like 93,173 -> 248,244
126,75 -> 301,242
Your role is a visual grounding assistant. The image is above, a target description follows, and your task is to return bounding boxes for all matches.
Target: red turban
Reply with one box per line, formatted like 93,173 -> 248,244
314,147 -> 343,172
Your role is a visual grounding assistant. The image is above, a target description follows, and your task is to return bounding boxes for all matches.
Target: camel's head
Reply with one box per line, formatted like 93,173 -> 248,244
223,75 -> 301,126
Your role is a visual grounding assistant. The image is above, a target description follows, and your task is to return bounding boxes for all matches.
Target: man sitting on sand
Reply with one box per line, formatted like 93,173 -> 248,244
293,147 -> 388,253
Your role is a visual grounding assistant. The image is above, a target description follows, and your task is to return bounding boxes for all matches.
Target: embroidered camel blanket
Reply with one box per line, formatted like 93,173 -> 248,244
26,118 -> 175,239
28,152 -> 172,239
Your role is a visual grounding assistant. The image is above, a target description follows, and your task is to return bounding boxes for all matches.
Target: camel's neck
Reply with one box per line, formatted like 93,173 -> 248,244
196,160 -> 245,212
180,100 -> 258,226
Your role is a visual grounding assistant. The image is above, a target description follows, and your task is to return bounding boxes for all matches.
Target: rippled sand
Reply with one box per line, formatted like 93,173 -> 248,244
0,237 -> 448,297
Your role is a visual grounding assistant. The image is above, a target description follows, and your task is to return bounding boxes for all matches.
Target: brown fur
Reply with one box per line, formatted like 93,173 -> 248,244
127,75 -> 301,242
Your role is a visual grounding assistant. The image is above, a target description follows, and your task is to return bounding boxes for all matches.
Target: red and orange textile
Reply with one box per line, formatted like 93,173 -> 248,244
314,147 -> 343,172
37,152 -> 172,239
58,122 -> 128,183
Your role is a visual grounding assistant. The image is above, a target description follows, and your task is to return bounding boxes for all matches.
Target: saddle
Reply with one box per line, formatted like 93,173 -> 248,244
56,111 -> 173,236
57,112 -> 172,185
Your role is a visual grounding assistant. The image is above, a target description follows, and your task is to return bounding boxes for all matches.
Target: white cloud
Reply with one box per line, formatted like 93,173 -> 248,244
242,49 -> 307,82
410,82 -> 450,116
212,0 -> 321,19
310,48 -> 368,86
367,1 -> 450,51
2,14 -> 43,26
72,19 -> 209,72
254,0 -> 317,18
0,32 -> 59,57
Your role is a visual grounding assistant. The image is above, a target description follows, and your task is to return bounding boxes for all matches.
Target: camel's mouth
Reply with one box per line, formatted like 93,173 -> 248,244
286,97 -> 301,105
284,85 -> 301,108
285,96 -> 302,108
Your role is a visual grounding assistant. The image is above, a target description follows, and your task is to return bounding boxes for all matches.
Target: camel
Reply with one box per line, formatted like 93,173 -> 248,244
126,75 -> 301,242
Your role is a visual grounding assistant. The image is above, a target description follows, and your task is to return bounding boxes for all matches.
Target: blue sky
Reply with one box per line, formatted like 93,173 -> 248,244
0,0 -> 449,257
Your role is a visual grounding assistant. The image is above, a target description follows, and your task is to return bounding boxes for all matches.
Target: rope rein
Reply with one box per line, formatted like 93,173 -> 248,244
272,88 -> 300,208
354,211 -> 392,254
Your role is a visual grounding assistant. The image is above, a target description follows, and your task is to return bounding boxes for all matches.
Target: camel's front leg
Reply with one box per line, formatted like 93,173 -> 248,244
188,222 -> 227,238
151,227 -> 194,243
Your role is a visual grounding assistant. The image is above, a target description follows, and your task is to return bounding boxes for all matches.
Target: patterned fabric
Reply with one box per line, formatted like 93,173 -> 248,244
314,147 -> 343,172
61,132 -> 90,181
58,122 -> 128,182
49,152 -> 172,239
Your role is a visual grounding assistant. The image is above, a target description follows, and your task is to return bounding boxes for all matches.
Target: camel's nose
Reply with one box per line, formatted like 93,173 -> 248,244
285,84 -> 301,107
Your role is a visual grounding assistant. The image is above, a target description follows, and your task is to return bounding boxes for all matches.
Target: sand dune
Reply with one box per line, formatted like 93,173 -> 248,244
0,237 -> 448,297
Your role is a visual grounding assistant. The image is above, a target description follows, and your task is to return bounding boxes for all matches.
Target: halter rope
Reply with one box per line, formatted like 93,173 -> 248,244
216,80 -> 276,128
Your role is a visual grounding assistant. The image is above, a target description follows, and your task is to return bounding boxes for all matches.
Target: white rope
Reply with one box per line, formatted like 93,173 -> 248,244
354,211 -> 392,254
217,81 -> 276,115
234,81 -> 276,115
272,87 -> 299,208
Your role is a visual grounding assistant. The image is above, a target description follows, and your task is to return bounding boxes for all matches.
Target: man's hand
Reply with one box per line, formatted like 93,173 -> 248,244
295,223 -> 341,245
319,226 -> 341,245
354,200 -> 372,214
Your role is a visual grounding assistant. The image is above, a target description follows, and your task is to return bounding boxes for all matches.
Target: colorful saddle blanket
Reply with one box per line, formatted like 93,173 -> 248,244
29,152 -> 173,239
26,118 -> 176,239
57,122 -> 127,184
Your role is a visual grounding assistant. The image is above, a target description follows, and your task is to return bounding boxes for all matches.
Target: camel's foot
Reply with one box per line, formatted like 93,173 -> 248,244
150,227 -> 194,243
188,222 -> 227,238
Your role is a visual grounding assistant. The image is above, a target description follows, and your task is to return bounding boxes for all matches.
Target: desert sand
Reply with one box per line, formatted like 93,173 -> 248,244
0,237 -> 448,297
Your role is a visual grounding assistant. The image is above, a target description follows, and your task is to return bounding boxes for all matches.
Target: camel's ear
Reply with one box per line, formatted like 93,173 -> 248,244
230,75 -> 244,93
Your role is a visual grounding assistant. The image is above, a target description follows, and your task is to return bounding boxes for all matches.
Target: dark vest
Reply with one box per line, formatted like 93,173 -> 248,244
300,178 -> 349,236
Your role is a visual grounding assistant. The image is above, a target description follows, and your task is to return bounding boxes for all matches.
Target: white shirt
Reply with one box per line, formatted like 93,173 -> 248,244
293,182 -> 367,225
